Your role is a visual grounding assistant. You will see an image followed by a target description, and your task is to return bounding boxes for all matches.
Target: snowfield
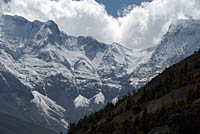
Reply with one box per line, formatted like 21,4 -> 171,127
0,15 -> 200,132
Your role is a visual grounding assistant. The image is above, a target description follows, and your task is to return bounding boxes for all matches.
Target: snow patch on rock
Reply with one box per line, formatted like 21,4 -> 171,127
31,91 -> 65,117
112,96 -> 119,105
74,95 -> 91,108
93,92 -> 105,104
31,91 -> 69,128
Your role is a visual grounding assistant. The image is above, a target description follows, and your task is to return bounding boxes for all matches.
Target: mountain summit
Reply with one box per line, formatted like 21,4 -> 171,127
0,15 -> 200,133
0,15 -> 147,133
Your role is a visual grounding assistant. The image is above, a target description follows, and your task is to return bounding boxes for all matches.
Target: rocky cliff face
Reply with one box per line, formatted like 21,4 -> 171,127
0,15 -> 200,133
130,19 -> 200,89
0,15 -> 149,132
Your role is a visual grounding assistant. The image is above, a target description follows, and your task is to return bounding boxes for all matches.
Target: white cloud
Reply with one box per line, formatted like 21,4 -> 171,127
0,0 -> 3,31
117,4 -> 136,17
2,0 -> 200,49
0,0 -> 3,15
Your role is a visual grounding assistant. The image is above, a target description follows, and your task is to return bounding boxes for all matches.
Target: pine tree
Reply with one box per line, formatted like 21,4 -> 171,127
142,108 -> 148,134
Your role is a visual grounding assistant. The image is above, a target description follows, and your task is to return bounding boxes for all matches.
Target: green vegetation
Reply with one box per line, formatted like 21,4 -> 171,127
69,50 -> 200,134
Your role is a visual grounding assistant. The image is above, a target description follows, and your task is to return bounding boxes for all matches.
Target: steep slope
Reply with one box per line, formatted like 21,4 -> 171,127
0,15 -> 145,99
1,14 -> 200,133
69,49 -> 200,134
0,64 -> 67,133
130,19 -> 200,89
0,14 -> 150,132
0,111 -> 56,134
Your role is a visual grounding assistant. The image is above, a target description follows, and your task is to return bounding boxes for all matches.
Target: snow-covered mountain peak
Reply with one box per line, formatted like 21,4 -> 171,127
2,15 -> 40,39
168,19 -> 200,35
42,20 -> 60,35
45,20 -> 59,29
130,18 -> 200,89
2,14 -> 200,133
4,15 -> 28,23
157,19 -> 200,58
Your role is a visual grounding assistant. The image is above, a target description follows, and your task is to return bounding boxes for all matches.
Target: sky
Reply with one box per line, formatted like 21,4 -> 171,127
1,0 -> 200,49
95,0 -> 152,17
3,0 -> 152,17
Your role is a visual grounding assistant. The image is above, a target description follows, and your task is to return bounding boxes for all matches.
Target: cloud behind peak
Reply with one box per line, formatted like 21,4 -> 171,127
2,0 -> 200,49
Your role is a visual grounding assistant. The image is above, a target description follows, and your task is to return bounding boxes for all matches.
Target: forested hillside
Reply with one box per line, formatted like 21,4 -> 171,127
69,50 -> 200,134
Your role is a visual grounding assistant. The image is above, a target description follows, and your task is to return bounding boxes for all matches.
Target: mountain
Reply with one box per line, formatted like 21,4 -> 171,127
68,49 -> 200,134
0,64 -> 67,133
130,19 -> 200,89
0,14 -> 151,133
0,14 -> 200,133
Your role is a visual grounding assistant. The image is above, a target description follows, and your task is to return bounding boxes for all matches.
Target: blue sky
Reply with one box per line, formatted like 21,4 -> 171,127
95,0 -> 152,17
3,0 -> 10,3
